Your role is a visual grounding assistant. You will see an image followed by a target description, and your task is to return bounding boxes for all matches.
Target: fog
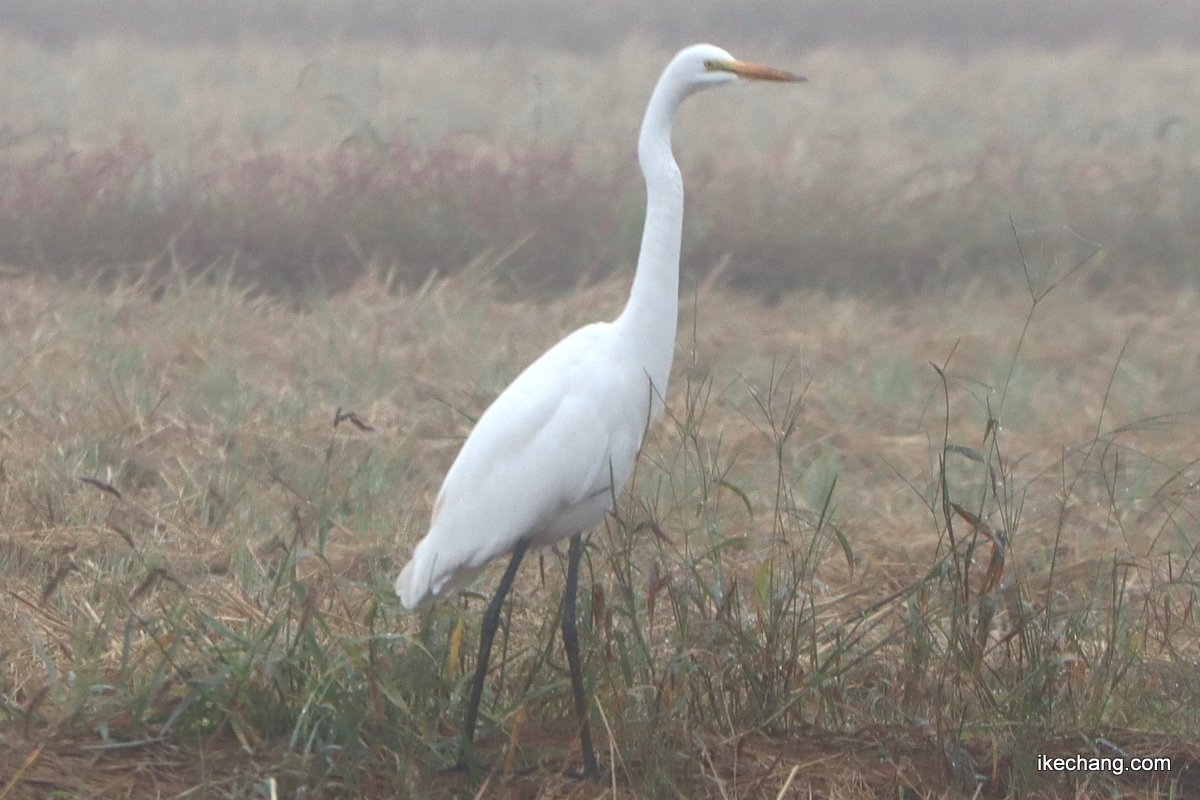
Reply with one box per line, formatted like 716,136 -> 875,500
3,0 -> 1198,52
1,1 -> 1197,294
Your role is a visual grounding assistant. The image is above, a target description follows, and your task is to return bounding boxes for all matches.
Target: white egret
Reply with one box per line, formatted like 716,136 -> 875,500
395,43 -> 803,776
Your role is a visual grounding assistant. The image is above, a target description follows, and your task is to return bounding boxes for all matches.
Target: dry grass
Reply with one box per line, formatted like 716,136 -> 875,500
1,269 -> 1197,798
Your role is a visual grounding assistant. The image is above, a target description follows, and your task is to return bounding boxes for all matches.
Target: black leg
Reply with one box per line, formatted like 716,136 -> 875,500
457,537 -> 530,774
561,532 -> 600,777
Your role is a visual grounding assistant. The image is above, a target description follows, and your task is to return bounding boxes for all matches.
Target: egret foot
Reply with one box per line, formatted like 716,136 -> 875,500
457,539 -> 531,778
561,533 -> 601,778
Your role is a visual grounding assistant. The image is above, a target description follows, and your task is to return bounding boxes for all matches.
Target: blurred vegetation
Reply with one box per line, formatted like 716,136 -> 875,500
0,37 -> 1197,297
5,0 -> 1200,52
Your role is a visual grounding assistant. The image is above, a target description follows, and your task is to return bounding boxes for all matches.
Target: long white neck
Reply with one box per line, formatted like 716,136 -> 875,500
614,70 -> 689,417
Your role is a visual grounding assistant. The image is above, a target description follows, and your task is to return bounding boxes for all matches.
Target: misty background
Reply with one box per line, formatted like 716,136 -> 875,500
0,0 -> 1197,295
4,0 -> 1199,52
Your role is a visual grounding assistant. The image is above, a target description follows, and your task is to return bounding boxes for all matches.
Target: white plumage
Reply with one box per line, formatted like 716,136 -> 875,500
396,44 -> 800,608
392,43 -> 801,775
396,321 -> 648,605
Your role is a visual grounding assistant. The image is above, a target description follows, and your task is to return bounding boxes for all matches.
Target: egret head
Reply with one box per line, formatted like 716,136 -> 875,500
667,44 -> 805,95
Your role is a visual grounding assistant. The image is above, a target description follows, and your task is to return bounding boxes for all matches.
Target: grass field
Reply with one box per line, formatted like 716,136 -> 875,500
1,270 -> 1198,798
0,30 -> 1199,800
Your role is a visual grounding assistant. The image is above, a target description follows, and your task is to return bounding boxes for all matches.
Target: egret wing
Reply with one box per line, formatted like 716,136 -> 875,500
396,323 -> 649,607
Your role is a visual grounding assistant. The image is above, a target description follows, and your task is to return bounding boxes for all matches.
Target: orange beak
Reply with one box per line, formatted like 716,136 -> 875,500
705,58 -> 806,82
